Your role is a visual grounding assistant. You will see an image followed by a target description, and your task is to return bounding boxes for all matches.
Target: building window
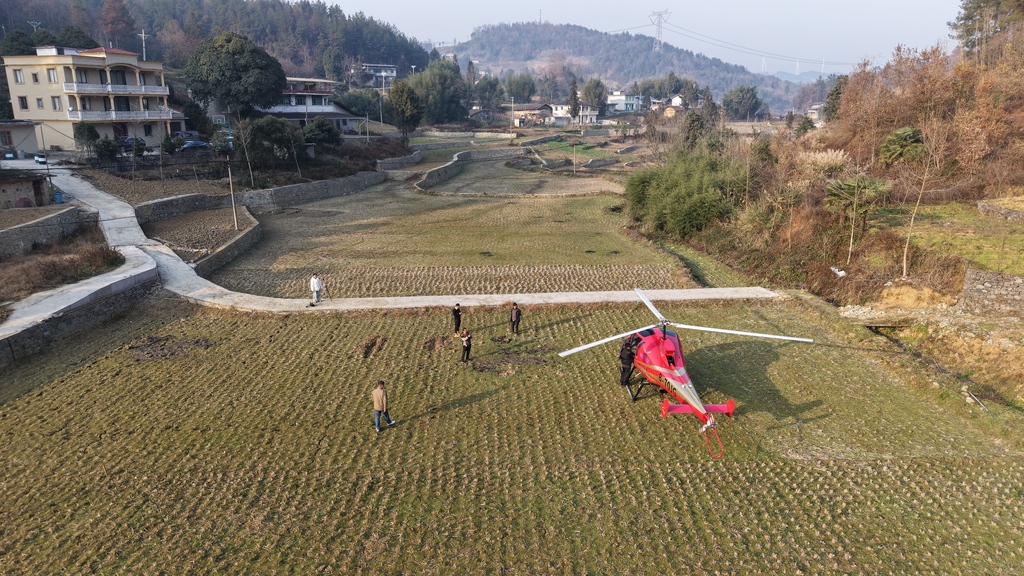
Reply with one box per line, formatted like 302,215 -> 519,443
142,98 -> 150,109
0,131 -> 11,146
36,98 -> 44,109
18,97 -> 28,110
47,68 -> 58,83
14,70 -> 24,83
52,96 -> 62,111
76,69 -> 88,83
295,95 -> 306,105
312,96 -> 323,106
143,125 -> 153,136
82,98 -> 92,111
111,70 -> 126,85
32,73 -> 40,83
282,96 -> 291,105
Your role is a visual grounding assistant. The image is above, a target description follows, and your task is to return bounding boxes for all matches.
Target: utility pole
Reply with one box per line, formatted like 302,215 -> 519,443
28,21 -> 42,32
649,10 -> 670,52
137,29 -> 149,60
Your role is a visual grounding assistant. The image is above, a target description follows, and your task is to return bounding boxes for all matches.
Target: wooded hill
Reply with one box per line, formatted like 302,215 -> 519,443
1,0 -> 428,79
451,22 -> 799,111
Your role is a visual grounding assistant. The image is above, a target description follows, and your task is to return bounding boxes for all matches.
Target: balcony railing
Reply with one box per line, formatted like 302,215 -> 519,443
63,82 -> 169,95
67,109 -> 178,121
260,104 -> 340,114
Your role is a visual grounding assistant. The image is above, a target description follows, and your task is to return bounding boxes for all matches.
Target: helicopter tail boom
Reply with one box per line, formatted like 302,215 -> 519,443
660,398 -> 736,419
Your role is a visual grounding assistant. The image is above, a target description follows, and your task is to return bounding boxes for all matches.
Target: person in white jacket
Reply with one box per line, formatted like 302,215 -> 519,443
310,273 -> 323,305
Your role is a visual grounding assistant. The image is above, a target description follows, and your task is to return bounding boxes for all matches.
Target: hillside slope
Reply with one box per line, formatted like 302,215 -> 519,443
453,22 -> 798,111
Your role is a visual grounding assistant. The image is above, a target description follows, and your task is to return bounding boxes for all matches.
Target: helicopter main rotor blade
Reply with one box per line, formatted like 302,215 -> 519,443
635,288 -> 668,323
668,322 -> 814,343
558,324 -> 661,357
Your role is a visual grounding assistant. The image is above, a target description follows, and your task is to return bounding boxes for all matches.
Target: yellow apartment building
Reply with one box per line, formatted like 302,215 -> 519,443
2,46 -> 184,151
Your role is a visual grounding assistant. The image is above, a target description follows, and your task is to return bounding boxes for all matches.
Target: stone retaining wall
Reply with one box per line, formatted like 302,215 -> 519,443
416,148 -> 528,190
582,158 -> 619,169
135,171 -> 387,223
192,208 -> 262,278
0,207 -> 99,259
0,246 -> 158,366
582,129 -> 613,137
377,150 -> 423,170
978,201 -> 1024,223
961,268 -> 1024,317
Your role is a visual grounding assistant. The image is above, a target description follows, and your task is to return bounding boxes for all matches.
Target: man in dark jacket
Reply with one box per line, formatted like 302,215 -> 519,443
452,303 -> 462,334
619,334 -> 636,385
509,302 -> 522,335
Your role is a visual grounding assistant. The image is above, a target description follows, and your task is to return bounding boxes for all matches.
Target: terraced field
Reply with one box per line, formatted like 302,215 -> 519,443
211,176 -> 691,298
1,295 -> 1022,573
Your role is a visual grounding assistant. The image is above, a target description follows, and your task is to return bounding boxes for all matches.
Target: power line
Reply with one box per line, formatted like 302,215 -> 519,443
601,20 -> 858,68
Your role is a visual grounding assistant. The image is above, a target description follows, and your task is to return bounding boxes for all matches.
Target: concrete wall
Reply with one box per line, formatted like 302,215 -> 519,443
0,207 -> 98,259
416,148 -> 528,190
0,179 -> 40,208
421,131 -> 515,139
961,268 -> 1024,317
978,201 -> 1024,223
0,246 -> 158,366
192,208 -> 262,278
377,150 -> 423,170
582,158 -> 619,169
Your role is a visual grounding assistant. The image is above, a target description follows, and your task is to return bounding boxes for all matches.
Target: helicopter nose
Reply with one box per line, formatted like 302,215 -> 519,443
666,368 -> 709,419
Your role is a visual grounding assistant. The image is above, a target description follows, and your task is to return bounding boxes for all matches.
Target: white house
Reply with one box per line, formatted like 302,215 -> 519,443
256,77 -> 361,133
606,90 -> 641,113
549,100 -> 598,126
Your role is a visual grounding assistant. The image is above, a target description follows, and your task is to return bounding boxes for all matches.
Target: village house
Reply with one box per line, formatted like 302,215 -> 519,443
0,169 -> 49,208
606,90 -> 641,113
0,119 -> 40,157
256,77 -> 361,133
2,46 -> 182,151
549,101 -> 598,126
503,102 -> 552,127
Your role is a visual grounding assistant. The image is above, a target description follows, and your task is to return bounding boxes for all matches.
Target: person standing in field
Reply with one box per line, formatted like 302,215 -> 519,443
372,380 -> 396,433
309,272 -> 323,306
509,302 -> 522,335
452,303 -> 462,334
460,328 -> 472,363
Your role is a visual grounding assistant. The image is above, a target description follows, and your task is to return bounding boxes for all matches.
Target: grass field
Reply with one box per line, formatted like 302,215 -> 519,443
875,203 -> 1024,275
211,175 -> 690,298
2,294 -> 1022,573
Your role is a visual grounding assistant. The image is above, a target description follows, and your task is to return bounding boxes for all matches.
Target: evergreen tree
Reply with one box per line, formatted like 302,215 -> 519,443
567,78 -> 580,123
505,72 -> 536,103
0,31 -> 36,56
582,78 -> 608,116
388,81 -> 424,135
31,29 -> 59,47
56,26 -> 100,49
184,32 -> 287,114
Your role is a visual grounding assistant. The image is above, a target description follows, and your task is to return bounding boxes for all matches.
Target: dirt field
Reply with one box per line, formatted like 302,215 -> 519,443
142,207 -> 255,263
427,160 -> 624,196
81,168 -> 228,205
0,205 -> 67,229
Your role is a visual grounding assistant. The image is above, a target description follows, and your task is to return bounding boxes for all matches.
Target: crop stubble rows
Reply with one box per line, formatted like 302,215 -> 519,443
1,297 -> 1021,573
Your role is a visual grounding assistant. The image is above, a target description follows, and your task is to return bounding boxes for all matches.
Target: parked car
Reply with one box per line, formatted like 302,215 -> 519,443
116,136 -> 147,156
172,130 -> 201,140
34,151 -> 46,164
179,140 -> 211,152
3,149 -> 15,160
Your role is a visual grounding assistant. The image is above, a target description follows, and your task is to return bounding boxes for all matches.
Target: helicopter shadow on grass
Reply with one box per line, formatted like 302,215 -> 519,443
684,340 -> 828,427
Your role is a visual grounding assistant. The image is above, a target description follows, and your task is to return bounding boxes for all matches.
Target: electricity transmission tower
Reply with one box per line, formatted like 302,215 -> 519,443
649,10 -> 670,52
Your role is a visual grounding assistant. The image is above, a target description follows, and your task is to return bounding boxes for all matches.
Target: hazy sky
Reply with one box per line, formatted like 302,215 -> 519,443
330,0 -> 965,75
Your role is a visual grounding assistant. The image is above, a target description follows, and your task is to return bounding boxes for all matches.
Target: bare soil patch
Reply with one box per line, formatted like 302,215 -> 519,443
0,206 -> 67,229
81,169 -> 227,205
125,334 -> 213,361
142,208 -> 253,262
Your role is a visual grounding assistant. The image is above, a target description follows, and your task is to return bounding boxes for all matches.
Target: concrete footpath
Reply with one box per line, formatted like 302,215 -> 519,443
1,164 -> 783,349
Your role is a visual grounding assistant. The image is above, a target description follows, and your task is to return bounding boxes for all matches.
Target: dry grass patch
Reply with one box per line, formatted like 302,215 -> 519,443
82,169 -> 228,205
0,206 -> 67,229
0,227 -> 124,321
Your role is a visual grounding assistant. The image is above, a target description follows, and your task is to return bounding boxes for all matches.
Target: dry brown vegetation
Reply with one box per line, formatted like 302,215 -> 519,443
0,227 -> 124,321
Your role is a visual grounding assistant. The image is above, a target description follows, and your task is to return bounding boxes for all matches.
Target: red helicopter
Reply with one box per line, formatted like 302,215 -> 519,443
559,289 -> 813,458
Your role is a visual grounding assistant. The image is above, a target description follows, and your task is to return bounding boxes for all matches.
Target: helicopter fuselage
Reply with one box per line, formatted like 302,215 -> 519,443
632,326 -> 712,424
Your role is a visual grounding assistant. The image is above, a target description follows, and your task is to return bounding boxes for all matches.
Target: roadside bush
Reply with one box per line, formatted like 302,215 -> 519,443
94,137 -> 118,163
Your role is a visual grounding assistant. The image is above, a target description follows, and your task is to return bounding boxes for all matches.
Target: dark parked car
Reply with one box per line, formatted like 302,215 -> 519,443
116,136 -> 147,156
178,140 -> 211,152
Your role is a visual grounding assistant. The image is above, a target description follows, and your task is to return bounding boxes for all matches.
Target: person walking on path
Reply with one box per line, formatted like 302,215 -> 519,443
460,328 -> 472,363
452,303 -> 462,334
509,302 -> 522,335
372,380 -> 397,433
309,273 -> 324,306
